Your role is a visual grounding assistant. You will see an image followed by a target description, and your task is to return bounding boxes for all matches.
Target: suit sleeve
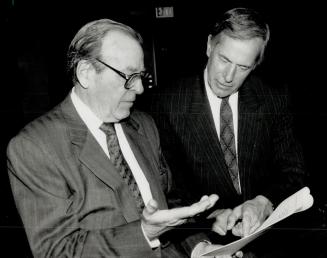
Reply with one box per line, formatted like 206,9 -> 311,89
141,113 -> 213,255
262,87 -> 306,206
7,135 -> 157,258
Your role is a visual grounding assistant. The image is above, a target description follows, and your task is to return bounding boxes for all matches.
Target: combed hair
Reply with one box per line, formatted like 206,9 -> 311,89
210,7 -> 270,66
67,19 -> 143,85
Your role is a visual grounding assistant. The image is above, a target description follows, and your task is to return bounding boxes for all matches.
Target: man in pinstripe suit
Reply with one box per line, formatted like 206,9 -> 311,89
147,7 -> 306,245
7,18 -> 238,258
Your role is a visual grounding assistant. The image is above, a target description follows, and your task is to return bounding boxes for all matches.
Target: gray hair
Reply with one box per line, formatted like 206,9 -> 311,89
67,19 -> 143,85
210,7 -> 270,66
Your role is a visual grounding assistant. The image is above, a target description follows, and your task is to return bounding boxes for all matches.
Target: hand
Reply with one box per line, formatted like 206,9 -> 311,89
228,195 -> 273,237
207,208 -> 233,236
141,194 -> 219,240
191,241 -> 243,258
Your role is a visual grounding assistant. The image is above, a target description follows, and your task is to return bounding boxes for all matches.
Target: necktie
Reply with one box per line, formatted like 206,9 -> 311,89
100,123 -> 145,213
220,97 -> 241,194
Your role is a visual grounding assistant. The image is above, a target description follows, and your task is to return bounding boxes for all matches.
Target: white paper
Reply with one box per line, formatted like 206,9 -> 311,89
199,187 -> 314,256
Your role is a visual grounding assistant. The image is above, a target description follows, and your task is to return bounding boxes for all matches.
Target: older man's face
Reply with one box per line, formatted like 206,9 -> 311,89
87,30 -> 145,122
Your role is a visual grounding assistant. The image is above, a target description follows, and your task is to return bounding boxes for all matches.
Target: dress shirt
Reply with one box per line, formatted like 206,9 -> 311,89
204,69 -> 239,154
71,88 -> 159,247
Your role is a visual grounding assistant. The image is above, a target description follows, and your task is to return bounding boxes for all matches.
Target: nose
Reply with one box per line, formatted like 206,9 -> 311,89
224,64 -> 236,83
132,78 -> 144,95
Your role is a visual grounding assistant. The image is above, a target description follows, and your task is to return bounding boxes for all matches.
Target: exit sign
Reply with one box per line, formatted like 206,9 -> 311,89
155,7 -> 174,18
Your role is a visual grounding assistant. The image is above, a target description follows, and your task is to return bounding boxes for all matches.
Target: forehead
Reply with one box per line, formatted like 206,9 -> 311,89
213,34 -> 264,66
101,30 -> 143,59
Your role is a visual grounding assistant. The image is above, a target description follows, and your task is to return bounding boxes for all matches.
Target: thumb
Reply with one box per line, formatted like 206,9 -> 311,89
143,199 -> 159,216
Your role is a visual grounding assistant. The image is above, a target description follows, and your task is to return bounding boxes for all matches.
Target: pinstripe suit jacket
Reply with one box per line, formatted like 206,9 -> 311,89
7,94 -> 198,258
147,74 -> 306,209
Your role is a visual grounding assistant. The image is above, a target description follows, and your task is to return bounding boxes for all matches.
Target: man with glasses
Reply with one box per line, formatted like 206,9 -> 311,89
7,19 -> 239,257
95,58 -> 154,89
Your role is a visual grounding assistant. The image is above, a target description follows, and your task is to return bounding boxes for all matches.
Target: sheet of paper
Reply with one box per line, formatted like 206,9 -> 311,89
199,187 -> 313,256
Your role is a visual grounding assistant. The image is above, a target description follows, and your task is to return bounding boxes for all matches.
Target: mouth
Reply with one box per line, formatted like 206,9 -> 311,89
217,81 -> 233,90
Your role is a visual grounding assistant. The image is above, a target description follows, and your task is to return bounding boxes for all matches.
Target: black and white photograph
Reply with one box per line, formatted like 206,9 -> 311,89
1,0 -> 327,257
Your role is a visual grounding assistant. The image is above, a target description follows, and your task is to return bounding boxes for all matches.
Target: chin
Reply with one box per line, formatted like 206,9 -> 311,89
214,89 -> 230,98
114,110 -> 131,122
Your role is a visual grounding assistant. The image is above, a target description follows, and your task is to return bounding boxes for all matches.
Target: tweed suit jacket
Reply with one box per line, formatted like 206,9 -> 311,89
7,94 -> 189,258
147,73 -> 306,209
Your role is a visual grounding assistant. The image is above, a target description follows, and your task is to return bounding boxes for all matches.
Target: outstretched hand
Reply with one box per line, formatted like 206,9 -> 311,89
141,194 -> 219,240
208,195 -> 273,237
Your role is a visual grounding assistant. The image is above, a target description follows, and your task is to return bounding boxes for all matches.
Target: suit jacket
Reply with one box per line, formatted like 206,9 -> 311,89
146,73 -> 306,209
7,94 -> 197,257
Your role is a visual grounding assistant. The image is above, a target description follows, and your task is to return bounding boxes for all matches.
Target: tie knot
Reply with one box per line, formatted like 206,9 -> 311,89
221,96 -> 230,103
100,122 -> 116,136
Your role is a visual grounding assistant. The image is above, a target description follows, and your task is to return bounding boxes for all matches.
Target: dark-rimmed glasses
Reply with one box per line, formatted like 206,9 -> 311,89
95,58 -> 153,89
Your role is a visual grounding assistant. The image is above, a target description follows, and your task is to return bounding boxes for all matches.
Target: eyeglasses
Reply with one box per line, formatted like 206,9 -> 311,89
95,58 -> 153,89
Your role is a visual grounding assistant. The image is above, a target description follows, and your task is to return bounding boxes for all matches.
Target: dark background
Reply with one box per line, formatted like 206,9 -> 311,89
1,0 -> 326,256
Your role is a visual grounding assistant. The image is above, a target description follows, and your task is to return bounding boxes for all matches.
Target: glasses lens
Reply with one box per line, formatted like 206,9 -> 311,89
125,74 -> 140,89
125,73 -> 154,89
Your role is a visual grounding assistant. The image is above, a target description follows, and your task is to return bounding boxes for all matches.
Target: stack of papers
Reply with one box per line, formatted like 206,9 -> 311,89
199,187 -> 314,256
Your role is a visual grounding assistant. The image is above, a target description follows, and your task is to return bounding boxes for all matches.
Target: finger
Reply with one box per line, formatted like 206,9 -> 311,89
212,221 -> 226,235
212,209 -> 232,235
154,195 -> 218,223
242,215 -> 251,237
207,209 -> 225,219
207,194 -> 219,208
143,199 -> 159,216
248,220 -> 261,234
227,206 -> 241,230
187,194 -> 219,216
199,194 -> 219,209
200,195 -> 209,202
231,221 -> 243,237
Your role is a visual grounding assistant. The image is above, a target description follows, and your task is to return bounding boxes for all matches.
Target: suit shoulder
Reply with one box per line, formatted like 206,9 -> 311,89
146,74 -> 203,114
131,109 -> 155,123
246,75 -> 288,98
130,109 -> 158,131
9,103 -> 66,147
130,109 -> 160,144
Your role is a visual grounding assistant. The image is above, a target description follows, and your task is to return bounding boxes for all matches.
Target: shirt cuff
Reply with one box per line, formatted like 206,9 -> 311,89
141,223 -> 161,248
191,240 -> 211,258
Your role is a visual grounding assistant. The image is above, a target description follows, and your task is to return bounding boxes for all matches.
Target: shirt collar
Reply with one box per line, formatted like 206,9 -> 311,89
70,87 -> 103,131
204,68 -> 238,102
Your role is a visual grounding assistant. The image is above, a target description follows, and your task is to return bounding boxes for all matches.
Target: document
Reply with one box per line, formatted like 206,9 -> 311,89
199,187 -> 314,257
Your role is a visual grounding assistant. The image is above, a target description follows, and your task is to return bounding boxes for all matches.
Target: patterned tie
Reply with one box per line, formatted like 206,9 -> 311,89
100,123 -> 145,213
220,97 -> 241,194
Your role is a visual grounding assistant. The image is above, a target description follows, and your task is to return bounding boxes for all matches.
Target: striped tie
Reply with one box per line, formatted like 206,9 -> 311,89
100,123 -> 145,213
220,97 -> 241,194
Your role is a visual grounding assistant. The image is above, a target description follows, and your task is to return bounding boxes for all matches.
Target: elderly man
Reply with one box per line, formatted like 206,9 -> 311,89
7,19 -> 234,258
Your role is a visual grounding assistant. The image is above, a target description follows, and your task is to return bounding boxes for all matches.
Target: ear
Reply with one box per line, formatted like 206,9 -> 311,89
76,60 -> 94,89
206,35 -> 213,57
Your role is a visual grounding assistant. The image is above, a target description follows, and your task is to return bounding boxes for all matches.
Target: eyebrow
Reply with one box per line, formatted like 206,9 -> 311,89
219,53 -> 252,69
125,65 -> 146,74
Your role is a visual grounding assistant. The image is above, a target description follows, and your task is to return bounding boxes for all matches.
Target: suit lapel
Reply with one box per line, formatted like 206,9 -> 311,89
186,78 -> 239,197
238,78 -> 263,199
61,95 -> 123,190
121,117 -> 168,210
61,95 -> 141,221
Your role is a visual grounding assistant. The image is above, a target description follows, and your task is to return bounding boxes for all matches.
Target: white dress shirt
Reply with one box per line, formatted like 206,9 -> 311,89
70,88 -> 159,247
204,69 -> 239,154
204,69 -> 241,193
